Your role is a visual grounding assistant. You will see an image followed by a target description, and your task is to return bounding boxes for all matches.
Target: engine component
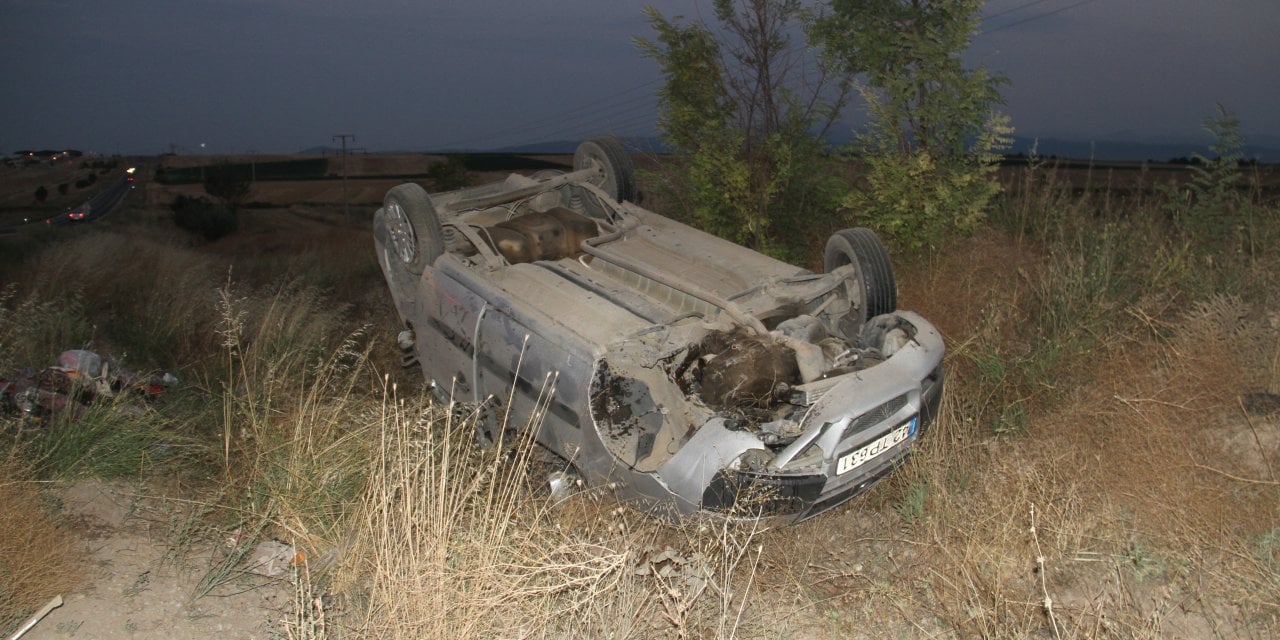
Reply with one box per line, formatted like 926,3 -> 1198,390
699,333 -> 799,409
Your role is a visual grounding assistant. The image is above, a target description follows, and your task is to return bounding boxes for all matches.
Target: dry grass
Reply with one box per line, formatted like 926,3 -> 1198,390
780,214 -> 1280,638
10,231 -> 226,369
347,392 -> 627,638
0,462 -> 81,637
211,281 -> 381,557
3,162 -> 1279,638
304,377 -> 783,640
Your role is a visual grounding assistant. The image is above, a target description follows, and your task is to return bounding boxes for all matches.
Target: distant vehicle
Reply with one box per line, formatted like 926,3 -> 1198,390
66,203 -> 90,221
373,138 -> 945,523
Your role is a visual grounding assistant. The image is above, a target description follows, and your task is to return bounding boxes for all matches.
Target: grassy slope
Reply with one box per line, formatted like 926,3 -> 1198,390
1,158 -> 1277,638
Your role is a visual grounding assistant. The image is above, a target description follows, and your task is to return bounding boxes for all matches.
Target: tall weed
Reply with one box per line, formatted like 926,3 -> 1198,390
350,394 -> 629,638
213,281 -> 371,552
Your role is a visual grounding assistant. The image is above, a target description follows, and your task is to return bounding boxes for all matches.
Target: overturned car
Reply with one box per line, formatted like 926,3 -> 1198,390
374,138 -> 943,523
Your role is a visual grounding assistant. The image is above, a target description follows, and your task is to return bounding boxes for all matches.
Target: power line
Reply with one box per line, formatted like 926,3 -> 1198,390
982,0 -> 1102,34
487,103 -> 661,151
453,98 -> 660,151
505,97 -> 656,139
432,79 -> 663,150
332,133 -> 354,219
983,0 -> 1058,21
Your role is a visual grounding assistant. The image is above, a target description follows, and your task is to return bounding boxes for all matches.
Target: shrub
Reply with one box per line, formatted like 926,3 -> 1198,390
843,114 -> 1012,252
203,162 -> 251,210
637,1 -> 850,261
425,155 -> 473,191
815,0 -> 1011,252
1161,104 -> 1260,256
171,195 -> 237,241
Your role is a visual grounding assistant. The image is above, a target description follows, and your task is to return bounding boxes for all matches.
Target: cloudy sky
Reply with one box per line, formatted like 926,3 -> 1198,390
2,0 -> 1276,155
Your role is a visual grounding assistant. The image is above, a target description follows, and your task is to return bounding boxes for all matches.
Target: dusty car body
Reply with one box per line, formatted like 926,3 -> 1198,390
373,138 -> 944,523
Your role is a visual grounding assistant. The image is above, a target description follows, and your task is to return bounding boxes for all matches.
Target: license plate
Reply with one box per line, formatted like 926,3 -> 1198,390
836,417 -> 917,475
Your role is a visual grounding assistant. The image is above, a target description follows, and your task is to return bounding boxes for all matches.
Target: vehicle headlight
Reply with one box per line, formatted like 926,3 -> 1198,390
779,443 -> 825,471
733,448 -> 774,472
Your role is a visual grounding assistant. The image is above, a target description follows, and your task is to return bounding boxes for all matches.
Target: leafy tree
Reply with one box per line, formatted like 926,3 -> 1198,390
636,0 -> 851,260
814,0 -> 1012,251
171,195 -> 237,241
426,155 -> 473,191
203,162 -> 252,211
34,186 -> 48,203
1162,104 -> 1255,254
57,183 -> 68,196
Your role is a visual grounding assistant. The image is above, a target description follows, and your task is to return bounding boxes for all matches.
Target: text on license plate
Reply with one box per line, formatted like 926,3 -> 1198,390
836,417 -> 917,475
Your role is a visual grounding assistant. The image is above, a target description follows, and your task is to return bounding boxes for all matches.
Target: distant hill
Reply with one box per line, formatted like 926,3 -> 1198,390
478,134 -> 1279,163
397,132 -> 1280,164
470,137 -> 671,155
1006,136 -> 1280,163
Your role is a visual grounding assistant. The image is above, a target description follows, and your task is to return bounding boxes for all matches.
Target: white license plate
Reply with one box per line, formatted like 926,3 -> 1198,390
836,417 -> 917,475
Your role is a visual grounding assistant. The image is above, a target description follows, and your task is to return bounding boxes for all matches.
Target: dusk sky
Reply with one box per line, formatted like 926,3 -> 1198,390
2,0 -> 1277,155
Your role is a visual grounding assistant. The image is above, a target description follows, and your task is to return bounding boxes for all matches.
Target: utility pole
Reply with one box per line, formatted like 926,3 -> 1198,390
332,133 -> 355,219
247,150 -> 258,184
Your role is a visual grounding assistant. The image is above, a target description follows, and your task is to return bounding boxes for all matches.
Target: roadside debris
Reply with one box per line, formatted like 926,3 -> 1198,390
6,594 -> 63,640
547,471 -> 579,502
0,349 -> 177,423
247,541 -> 306,578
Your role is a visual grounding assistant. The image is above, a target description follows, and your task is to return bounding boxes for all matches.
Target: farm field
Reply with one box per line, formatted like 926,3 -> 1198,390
1,152 -> 1277,639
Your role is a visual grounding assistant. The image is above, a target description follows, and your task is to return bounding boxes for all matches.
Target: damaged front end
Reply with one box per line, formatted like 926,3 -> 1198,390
588,270 -> 944,522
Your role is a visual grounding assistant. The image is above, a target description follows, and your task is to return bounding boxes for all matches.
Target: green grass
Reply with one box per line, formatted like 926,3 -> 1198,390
20,399 -> 175,479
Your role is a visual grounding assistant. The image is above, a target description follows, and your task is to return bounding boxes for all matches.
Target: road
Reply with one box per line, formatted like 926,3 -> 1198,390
45,173 -> 135,226
0,170 -> 137,235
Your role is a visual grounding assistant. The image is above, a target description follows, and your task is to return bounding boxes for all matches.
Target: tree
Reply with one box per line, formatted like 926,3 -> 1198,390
426,155 -> 473,191
203,162 -> 252,211
1162,104 -> 1253,254
34,186 -> 48,203
636,0 -> 851,260
171,195 -> 237,241
814,0 -> 1012,251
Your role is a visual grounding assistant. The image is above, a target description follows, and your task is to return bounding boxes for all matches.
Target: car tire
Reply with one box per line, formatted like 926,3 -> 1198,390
824,228 -> 897,322
383,183 -> 445,275
372,208 -> 421,317
573,137 -> 636,202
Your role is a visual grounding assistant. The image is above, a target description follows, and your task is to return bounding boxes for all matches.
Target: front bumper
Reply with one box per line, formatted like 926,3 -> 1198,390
689,312 -> 946,522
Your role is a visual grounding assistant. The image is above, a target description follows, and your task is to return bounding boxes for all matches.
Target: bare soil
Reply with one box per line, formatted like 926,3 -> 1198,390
20,480 -> 292,640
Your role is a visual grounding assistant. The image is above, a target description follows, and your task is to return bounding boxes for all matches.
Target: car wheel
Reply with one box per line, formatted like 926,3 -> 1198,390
383,183 -> 445,274
373,207 -> 421,315
824,228 -> 897,323
573,137 -> 636,202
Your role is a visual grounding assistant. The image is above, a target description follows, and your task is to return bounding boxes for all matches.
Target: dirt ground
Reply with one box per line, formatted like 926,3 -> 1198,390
17,480 -> 294,640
